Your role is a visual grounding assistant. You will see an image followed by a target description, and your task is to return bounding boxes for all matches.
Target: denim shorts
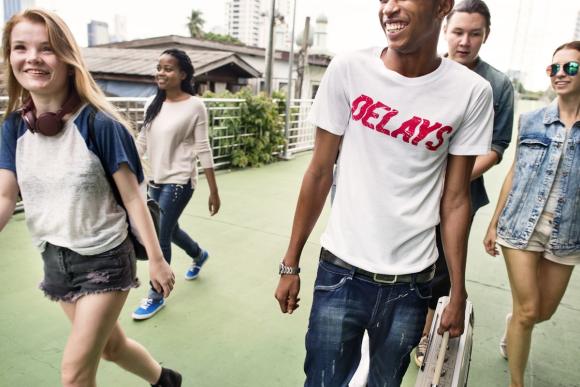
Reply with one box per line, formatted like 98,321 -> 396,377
39,237 -> 140,303
497,213 -> 580,266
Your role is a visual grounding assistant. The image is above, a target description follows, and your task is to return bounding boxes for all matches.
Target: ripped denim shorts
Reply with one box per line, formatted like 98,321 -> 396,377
39,237 -> 140,303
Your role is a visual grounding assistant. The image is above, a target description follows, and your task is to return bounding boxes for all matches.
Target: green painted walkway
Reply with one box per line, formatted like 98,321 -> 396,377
1,101 -> 579,386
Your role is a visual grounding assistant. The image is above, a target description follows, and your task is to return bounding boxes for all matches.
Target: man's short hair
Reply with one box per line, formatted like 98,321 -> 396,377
446,0 -> 491,33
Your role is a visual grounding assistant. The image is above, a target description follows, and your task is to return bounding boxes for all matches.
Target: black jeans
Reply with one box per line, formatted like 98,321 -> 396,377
40,237 -> 139,303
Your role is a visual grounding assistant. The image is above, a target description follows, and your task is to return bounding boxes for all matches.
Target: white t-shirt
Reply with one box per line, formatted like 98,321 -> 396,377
309,47 -> 493,275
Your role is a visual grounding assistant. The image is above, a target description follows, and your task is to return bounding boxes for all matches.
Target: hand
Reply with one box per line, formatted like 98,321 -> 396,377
483,225 -> 499,256
275,274 -> 301,314
208,191 -> 221,216
438,295 -> 466,338
148,258 -> 175,298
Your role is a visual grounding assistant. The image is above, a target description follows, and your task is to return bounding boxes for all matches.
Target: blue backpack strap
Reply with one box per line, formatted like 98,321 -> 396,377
85,108 -> 159,261
86,108 -> 125,209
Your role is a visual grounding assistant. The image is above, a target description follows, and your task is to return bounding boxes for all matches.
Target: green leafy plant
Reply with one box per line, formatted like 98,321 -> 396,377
203,32 -> 243,45
204,88 -> 286,168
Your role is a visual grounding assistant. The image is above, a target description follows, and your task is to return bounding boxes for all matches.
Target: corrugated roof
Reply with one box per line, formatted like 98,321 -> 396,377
100,35 -> 271,58
81,47 -> 260,78
100,35 -> 333,65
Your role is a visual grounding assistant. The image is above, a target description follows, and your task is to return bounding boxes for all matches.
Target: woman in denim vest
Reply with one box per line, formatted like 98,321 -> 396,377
484,41 -> 579,387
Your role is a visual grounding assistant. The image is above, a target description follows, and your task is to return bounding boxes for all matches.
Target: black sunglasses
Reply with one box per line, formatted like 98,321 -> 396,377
546,61 -> 579,77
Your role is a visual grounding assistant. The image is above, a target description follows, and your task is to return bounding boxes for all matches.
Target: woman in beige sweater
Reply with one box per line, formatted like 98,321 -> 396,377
133,49 -> 221,320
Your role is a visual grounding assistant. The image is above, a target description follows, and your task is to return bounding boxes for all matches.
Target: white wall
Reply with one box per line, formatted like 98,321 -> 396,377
240,53 -> 326,98
242,54 -> 289,93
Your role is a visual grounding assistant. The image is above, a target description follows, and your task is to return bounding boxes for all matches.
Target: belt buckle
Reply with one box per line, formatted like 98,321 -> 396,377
373,273 -> 397,284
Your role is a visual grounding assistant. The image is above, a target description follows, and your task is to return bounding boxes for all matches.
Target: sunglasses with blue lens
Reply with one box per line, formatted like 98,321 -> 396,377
546,61 -> 579,77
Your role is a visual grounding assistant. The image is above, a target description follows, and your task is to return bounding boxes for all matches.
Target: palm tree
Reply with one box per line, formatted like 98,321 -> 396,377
187,10 -> 205,38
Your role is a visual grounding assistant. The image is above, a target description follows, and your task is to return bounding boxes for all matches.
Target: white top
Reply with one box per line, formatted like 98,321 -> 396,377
137,96 -> 214,188
544,126 -> 572,215
310,47 -> 494,274
0,106 -> 145,255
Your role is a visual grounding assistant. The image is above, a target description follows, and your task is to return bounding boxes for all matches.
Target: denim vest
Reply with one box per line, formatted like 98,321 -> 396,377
497,101 -> 580,255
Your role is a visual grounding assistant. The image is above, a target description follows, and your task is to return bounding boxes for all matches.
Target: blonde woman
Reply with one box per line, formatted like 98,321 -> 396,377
0,9 -> 181,386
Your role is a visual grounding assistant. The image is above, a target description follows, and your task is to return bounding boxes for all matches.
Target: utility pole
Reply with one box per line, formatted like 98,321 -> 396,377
295,16 -> 310,99
264,0 -> 276,96
283,0 -> 297,159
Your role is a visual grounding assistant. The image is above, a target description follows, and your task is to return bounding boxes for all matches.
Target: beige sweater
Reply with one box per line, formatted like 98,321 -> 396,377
137,96 -> 214,188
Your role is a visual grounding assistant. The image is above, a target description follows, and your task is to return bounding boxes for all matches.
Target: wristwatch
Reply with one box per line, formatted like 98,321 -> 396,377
279,261 -> 300,275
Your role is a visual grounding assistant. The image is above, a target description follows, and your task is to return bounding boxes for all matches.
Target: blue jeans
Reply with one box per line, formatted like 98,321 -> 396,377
148,182 -> 201,300
304,259 -> 431,387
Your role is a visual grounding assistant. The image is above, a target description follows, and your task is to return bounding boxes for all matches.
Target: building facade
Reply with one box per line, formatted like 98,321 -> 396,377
111,14 -> 128,43
3,0 -> 35,22
83,46 -> 261,97
99,35 -> 331,99
226,0 -> 295,50
87,20 -> 110,47
261,0 -> 292,50
226,0 -> 262,47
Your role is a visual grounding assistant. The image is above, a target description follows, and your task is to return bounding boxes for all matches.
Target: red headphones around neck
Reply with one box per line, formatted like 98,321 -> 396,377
20,91 -> 82,136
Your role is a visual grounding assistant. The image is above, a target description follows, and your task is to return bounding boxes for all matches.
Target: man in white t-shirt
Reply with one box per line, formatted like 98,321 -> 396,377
274,1 -> 493,385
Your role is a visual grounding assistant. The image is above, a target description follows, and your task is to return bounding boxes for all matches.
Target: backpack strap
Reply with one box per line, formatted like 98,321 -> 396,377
86,108 -> 126,210
86,109 -> 159,261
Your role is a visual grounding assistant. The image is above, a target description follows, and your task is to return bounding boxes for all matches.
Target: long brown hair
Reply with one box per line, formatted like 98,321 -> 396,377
2,8 -> 131,129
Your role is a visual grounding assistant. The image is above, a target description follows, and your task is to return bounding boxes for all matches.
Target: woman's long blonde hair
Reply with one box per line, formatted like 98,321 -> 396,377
2,8 -> 131,129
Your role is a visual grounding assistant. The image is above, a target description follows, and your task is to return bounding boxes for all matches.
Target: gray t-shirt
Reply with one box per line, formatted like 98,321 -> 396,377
470,58 -> 515,214
0,106 -> 144,255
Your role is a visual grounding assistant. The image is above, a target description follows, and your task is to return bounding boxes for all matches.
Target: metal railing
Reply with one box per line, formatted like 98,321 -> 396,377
0,96 -> 316,169
284,99 -> 315,154
111,97 -> 316,167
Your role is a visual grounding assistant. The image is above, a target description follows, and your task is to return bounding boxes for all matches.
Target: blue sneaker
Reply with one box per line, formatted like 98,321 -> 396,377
185,250 -> 209,280
132,297 -> 165,320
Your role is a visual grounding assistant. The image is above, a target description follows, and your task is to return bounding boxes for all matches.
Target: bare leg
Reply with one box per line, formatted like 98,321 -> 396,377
536,258 -> 574,322
502,248 -> 574,387
502,247 -> 541,387
59,291 -> 161,386
101,323 -> 162,383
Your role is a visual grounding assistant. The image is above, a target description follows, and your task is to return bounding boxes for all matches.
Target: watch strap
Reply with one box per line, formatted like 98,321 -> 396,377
279,262 -> 300,275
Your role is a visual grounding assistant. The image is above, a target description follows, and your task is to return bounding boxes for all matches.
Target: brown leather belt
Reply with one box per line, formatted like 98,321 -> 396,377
320,248 -> 435,285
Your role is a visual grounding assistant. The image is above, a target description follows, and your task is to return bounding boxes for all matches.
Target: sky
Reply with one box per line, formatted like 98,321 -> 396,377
3,0 -> 580,91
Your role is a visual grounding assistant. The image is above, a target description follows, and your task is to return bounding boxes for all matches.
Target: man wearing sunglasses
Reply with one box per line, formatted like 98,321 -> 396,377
275,0 -> 495,386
